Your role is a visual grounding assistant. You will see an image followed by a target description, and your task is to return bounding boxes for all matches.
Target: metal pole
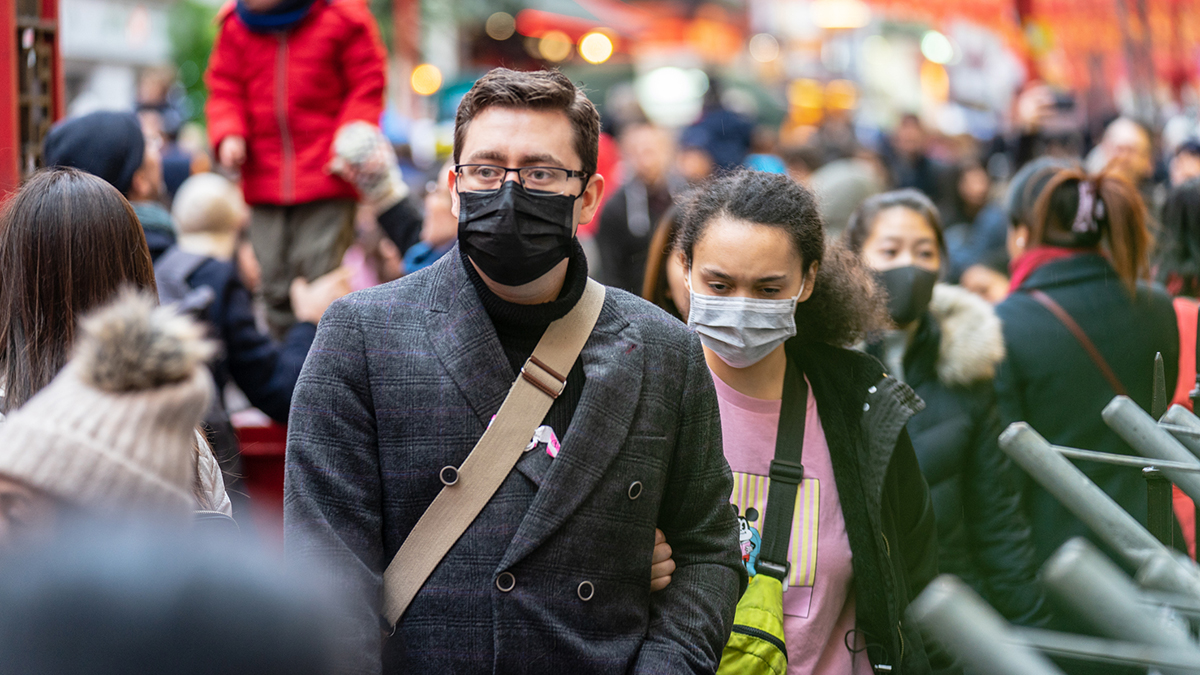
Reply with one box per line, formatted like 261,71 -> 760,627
1054,446 -> 1200,473
998,423 -> 1200,597
1010,629 -> 1200,672
1146,468 -> 1176,547
1161,405 -> 1200,556
1041,538 -> 1195,654
1102,396 -> 1200,506
908,575 -> 1065,675
1160,405 -> 1200,461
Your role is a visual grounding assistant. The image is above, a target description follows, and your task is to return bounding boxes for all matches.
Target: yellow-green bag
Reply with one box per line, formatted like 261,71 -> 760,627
717,573 -> 787,675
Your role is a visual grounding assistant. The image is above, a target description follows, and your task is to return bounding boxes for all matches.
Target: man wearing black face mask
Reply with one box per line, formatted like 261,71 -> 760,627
284,68 -> 744,675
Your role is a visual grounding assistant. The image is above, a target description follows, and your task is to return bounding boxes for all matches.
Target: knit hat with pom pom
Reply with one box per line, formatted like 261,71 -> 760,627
0,290 -> 215,520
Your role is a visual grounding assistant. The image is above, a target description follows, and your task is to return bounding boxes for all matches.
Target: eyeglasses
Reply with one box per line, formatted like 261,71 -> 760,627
455,164 -> 589,196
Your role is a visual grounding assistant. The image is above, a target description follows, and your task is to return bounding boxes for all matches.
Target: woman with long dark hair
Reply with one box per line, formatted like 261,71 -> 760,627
0,168 -> 157,414
997,160 -> 1179,566
676,170 -> 940,673
845,189 -> 1048,626
0,168 -> 228,516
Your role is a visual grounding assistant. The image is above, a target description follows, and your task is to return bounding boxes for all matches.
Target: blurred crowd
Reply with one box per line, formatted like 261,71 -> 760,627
4,2 -> 1200,671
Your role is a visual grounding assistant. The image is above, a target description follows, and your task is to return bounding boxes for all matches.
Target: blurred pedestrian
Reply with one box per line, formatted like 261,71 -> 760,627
676,169 -> 941,673
1152,179 -> 1200,558
1086,117 -> 1157,213
42,110 -> 176,258
809,155 -> 884,237
943,161 -> 1009,284
640,207 -> 688,321
682,78 -> 754,172
597,122 -> 684,293
285,68 -> 743,674
402,161 -> 457,274
0,169 -> 229,521
883,114 -> 954,208
1170,140 -> 1200,188
996,159 -> 1179,566
0,523 -> 338,675
206,0 -> 386,338
845,189 -> 1049,627
170,172 -> 349,521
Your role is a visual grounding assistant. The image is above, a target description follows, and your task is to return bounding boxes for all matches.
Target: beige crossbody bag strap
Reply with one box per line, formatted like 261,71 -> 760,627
381,278 -> 606,628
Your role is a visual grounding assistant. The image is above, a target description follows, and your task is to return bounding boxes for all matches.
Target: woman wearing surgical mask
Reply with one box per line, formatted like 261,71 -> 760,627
844,189 -> 1049,628
675,170 -> 941,674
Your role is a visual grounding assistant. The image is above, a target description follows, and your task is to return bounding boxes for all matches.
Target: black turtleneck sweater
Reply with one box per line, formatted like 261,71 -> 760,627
461,241 -> 589,443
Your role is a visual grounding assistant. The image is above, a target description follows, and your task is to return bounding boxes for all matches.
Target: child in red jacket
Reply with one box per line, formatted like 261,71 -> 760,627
206,0 -> 388,337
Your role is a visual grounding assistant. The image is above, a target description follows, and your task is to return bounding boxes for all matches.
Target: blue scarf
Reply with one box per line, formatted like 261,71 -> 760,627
235,0 -> 318,33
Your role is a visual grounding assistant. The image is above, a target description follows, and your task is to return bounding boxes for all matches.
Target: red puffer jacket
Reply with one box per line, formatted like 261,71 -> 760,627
205,0 -> 386,206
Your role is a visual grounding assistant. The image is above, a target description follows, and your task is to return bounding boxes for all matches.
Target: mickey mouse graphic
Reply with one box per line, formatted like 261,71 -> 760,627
737,507 -> 762,577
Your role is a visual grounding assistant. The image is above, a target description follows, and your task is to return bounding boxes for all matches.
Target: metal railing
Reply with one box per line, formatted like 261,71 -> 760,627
910,354 -> 1200,672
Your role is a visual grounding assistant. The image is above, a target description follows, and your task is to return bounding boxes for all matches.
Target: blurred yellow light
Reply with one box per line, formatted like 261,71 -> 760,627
920,61 -> 950,103
748,33 -> 780,63
485,12 -> 516,41
811,0 -> 871,30
825,79 -> 858,110
579,32 -> 614,64
539,30 -> 572,62
410,64 -> 442,96
788,78 -> 824,109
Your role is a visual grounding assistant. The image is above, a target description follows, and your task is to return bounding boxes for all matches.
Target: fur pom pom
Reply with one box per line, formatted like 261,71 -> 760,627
75,289 -> 216,393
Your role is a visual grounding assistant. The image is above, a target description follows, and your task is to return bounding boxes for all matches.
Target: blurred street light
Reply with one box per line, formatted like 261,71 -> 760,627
578,32 -> 614,64
486,12 -> 516,41
410,64 -> 442,96
749,33 -> 780,63
811,0 -> 871,30
636,67 -> 709,127
539,30 -> 573,62
920,30 -> 955,65
826,79 -> 858,110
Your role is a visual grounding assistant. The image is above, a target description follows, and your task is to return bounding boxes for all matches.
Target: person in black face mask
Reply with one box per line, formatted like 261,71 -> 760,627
844,189 -> 1050,628
283,68 -> 745,675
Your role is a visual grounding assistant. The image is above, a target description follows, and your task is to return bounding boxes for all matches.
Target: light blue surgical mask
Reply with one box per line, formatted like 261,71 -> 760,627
685,273 -> 805,369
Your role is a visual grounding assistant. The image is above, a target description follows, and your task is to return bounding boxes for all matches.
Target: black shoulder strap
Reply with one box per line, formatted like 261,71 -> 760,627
757,358 -> 808,581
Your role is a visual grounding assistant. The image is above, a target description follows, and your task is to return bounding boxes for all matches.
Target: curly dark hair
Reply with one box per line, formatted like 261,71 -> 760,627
676,170 -> 889,347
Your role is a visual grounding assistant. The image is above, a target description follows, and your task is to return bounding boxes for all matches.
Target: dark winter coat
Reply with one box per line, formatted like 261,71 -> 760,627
995,253 -> 1180,566
883,285 -> 1047,626
788,340 -> 942,674
137,201 -> 314,423
284,247 -> 744,674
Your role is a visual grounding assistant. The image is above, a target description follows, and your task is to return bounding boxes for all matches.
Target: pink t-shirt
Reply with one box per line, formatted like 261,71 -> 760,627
712,370 -> 873,675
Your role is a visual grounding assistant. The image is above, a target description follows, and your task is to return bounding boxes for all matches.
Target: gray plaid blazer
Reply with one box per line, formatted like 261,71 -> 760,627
284,250 -> 743,674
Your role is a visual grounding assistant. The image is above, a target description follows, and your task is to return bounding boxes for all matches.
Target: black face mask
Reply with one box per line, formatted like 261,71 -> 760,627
873,265 -> 938,326
457,181 -> 576,287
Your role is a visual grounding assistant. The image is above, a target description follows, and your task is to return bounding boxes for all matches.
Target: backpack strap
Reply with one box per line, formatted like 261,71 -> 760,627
1029,289 -> 1128,397
756,358 -> 808,582
155,246 -> 216,318
380,279 -> 607,628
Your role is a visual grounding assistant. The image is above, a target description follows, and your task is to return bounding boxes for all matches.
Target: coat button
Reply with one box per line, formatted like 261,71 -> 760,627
496,572 -> 516,592
440,466 -> 459,486
577,580 -> 594,601
868,385 -> 877,394
862,403 -> 870,412
628,481 -> 643,500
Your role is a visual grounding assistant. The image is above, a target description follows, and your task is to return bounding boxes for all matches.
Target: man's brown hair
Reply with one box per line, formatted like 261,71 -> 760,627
454,68 -> 601,176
